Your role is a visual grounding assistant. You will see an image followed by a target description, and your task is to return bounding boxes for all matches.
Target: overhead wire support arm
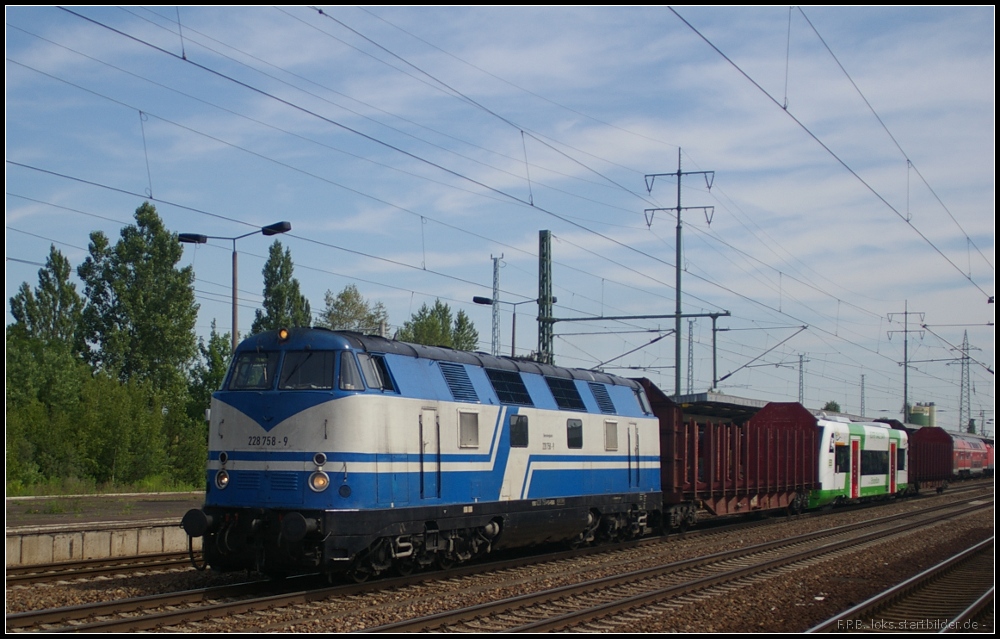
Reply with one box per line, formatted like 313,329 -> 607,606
645,148 -> 716,397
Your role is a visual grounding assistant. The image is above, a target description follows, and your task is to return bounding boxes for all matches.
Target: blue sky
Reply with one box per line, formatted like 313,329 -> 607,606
6,6 -> 994,431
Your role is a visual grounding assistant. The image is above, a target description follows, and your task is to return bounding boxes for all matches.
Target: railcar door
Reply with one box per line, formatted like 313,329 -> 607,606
850,438 -> 860,499
420,408 -> 441,499
889,441 -> 897,494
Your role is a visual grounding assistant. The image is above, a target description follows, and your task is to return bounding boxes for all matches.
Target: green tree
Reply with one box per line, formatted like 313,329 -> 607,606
9,245 -> 83,347
823,401 -> 841,413
188,320 -> 231,421
317,284 -> 388,334
77,202 -> 199,393
395,299 -> 480,351
251,240 -> 312,334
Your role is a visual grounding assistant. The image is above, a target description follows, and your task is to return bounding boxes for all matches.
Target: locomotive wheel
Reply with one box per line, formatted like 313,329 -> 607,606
349,566 -> 372,583
436,555 -> 456,571
395,558 -> 415,577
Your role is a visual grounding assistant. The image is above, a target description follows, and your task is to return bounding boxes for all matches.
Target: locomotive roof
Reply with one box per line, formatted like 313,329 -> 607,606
243,327 -> 641,390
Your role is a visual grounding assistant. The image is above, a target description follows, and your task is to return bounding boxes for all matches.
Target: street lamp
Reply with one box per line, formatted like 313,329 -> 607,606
180,221 -> 291,351
473,295 -> 556,358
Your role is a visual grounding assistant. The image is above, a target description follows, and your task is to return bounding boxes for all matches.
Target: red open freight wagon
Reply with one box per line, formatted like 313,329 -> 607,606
639,379 -> 819,529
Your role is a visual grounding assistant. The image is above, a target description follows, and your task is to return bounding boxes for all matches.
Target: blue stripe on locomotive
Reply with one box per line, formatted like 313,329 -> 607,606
204,329 -> 658,510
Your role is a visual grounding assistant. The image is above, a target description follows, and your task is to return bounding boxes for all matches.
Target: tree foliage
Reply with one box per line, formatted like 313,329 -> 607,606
9,244 -> 83,347
317,284 -> 388,334
822,400 -> 841,413
395,299 -> 479,351
77,202 -> 198,394
251,240 -> 312,334
5,202 -> 207,493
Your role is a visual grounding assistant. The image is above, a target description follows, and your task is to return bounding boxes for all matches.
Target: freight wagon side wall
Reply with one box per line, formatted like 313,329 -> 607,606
638,379 -> 819,516
907,426 -> 955,485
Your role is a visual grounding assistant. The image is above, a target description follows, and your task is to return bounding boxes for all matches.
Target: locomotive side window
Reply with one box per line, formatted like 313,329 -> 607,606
545,376 -> 586,411
228,351 -> 280,390
897,448 -> 906,471
358,353 -> 396,392
634,389 -> 652,415
279,351 -> 335,390
604,421 -> 618,451
338,351 -> 365,391
567,419 -> 583,449
459,412 -> 479,448
510,414 -> 529,447
486,368 -> 534,406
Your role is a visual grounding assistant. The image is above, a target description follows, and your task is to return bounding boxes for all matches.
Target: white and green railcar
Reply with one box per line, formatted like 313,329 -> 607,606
809,418 -> 908,509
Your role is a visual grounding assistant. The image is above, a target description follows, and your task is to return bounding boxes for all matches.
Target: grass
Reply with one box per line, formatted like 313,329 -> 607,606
6,475 -> 200,497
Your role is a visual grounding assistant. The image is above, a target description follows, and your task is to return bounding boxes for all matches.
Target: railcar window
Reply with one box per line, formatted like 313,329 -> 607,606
228,352 -> 280,390
567,419 -> 583,449
459,412 -> 479,448
358,353 -> 396,392
510,414 -> 529,447
897,449 -> 906,471
338,351 -> 365,391
861,450 -> 889,475
605,421 -> 618,451
279,351 -> 336,390
834,445 -> 850,473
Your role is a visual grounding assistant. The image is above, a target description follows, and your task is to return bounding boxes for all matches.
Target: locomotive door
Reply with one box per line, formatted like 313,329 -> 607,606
628,422 -> 640,490
850,438 -> 860,499
420,409 -> 441,499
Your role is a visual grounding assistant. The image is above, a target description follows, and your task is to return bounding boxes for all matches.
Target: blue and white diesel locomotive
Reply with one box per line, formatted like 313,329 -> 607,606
182,327 -> 662,580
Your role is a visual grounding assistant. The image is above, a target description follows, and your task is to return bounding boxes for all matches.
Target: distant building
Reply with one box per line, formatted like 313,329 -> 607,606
910,402 -> 936,427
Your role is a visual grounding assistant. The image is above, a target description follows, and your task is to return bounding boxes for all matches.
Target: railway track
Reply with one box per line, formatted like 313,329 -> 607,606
364,498 -> 992,632
6,552 -> 194,586
807,536 -> 994,633
6,487 -> 991,632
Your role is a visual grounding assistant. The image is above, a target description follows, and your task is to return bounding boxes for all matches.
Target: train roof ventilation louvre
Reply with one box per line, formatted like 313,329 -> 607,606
438,362 -> 480,403
588,382 -> 616,414
545,376 -> 586,411
486,368 -> 534,406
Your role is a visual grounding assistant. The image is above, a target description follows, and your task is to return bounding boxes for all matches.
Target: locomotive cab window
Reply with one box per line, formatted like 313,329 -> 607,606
279,351 -> 335,390
358,353 -> 395,392
228,351 -> 280,390
567,419 -> 583,449
897,448 -> 906,471
510,414 -> 529,448
338,351 -> 365,391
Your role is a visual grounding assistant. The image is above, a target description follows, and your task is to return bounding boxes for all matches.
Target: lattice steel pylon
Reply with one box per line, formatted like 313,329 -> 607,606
960,331 -> 971,432
687,320 -> 694,394
490,255 -> 501,357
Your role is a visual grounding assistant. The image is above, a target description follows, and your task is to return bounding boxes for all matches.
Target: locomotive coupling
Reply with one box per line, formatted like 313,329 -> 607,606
182,509 -> 215,538
281,512 -> 320,542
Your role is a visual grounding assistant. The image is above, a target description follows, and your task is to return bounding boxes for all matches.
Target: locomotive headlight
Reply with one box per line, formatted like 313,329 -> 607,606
215,469 -> 230,490
313,452 -> 327,467
308,470 -> 330,492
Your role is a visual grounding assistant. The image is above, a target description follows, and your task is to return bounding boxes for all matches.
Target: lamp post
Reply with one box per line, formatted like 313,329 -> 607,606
473,295 -> 555,358
179,221 -> 291,351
